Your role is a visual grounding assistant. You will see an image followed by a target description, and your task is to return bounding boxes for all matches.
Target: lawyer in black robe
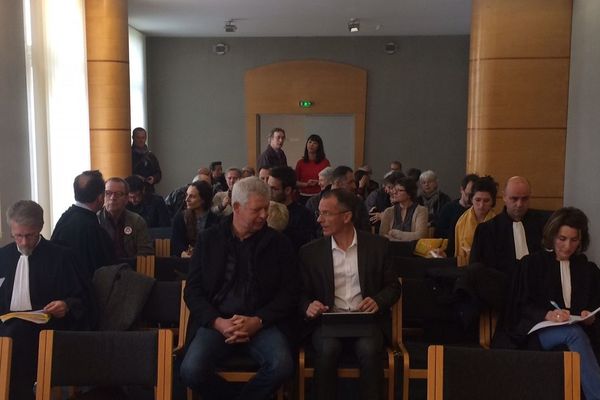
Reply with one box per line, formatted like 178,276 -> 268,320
51,204 -> 116,280
0,238 -> 88,399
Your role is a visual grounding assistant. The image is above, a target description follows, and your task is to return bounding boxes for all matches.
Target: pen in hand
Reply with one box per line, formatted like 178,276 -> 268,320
550,300 -> 561,310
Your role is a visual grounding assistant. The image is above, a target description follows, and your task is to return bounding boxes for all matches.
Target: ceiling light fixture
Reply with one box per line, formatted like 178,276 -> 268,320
348,18 -> 360,33
224,20 -> 237,33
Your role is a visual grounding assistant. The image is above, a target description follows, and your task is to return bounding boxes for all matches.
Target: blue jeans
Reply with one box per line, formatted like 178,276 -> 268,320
538,324 -> 600,400
180,325 -> 293,400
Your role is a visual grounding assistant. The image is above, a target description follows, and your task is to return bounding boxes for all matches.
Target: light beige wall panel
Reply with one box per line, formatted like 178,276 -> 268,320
469,59 -> 570,130
471,0 -> 573,60
468,129 -> 566,199
85,0 -> 129,61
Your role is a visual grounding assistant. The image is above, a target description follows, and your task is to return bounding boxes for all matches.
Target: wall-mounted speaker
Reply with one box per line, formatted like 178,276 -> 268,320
213,43 -> 229,55
384,42 -> 397,55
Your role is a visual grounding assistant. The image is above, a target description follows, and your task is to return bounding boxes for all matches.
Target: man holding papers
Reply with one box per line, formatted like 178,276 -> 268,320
515,208 -> 600,400
0,200 -> 87,399
299,189 -> 401,400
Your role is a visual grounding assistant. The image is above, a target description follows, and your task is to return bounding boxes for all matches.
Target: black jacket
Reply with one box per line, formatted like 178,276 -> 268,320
184,216 -> 299,346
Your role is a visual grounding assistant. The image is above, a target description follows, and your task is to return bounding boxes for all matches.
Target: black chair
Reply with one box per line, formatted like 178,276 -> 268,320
427,345 -> 581,400
141,280 -> 183,331
36,329 -> 173,399
398,277 -> 483,400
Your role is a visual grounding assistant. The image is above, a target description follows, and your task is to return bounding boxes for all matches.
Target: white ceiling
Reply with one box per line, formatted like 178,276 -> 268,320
128,0 -> 472,37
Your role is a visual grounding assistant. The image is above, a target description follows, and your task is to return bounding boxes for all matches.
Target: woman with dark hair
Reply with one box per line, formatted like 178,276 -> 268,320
379,176 -> 428,241
453,175 -> 498,266
171,180 -> 220,257
295,134 -> 330,202
513,207 -> 600,399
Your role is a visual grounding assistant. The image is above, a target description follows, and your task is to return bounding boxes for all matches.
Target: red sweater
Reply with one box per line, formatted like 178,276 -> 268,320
295,158 -> 330,196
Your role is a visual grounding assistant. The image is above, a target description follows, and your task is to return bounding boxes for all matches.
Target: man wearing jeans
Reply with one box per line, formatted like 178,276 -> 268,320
180,177 -> 298,400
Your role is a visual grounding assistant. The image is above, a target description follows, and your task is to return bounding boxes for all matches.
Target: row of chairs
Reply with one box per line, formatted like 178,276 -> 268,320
0,336 -> 581,400
0,272 -> 579,400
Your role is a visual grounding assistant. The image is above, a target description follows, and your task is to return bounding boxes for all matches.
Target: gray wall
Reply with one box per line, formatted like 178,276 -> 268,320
0,1 -> 30,245
146,36 -> 470,197
565,0 -> 600,264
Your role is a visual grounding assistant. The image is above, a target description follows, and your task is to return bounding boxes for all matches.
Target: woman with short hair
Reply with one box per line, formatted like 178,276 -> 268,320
379,176 -> 428,241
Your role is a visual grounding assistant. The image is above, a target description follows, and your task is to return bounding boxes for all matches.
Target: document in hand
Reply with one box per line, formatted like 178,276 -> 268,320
528,304 -> 600,334
0,310 -> 50,324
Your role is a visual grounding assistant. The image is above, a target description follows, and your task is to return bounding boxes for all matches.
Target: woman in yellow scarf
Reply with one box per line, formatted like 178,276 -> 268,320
454,176 -> 498,266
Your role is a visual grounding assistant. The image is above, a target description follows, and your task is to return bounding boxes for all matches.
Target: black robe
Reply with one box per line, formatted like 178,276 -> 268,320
498,251 -> 600,350
51,204 -> 115,280
0,238 -> 89,398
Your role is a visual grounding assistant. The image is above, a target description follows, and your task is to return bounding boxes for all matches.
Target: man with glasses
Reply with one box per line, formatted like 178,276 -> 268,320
299,189 -> 401,400
0,200 -> 88,399
97,177 -> 154,258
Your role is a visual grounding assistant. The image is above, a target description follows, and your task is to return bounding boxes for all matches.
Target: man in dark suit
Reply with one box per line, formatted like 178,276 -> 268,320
299,189 -> 401,400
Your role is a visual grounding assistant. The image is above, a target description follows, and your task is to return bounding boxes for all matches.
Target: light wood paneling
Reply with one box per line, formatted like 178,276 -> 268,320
86,0 -> 131,177
467,0 -> 572,205
90,129 -> 131,178
468,59 -> 570,130
85,0 -> 129,61
245,60 -> 367,168
471,0 -> 572,60
467,128 -> 566,198
87,62 -> 130,129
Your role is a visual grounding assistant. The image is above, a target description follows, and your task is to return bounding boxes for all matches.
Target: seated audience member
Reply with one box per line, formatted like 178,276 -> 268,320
299,189 -> 401,400
268,166 -> 317,253
180,177 -> 297,400
0,200 -> 88,399
125,175 -> 170,228
355,167 -> 378,200
510,207 -> 600,400
171,181 -> 220,258
406,167 -> 421,182
452,176 -> 497,266
258,167 -> 271,183
257,127 -> 287,171
211,167 -> 242,216
165,169 -> 212,218
417,170 -> 451,227
328,166 -> 370,232
267,201 -> 289,232
51,170 -> 115,280
98,177 -> 154,258
379,176 -> 428,241
131,127 -> 162,193
366,171 -> 403,233
434,173 -> 479,238
455,176 -> 549,336
295,134 -> 330,204
210,161 -> 227,192
242,166 -> 256,178
389,160 -> 402,174
305,166 -> 334,217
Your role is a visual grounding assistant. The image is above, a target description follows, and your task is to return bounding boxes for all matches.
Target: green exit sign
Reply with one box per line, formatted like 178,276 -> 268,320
299,100 -> 313,108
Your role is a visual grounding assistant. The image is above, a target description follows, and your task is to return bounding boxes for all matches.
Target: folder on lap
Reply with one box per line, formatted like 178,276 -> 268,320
321,312 -> 376,337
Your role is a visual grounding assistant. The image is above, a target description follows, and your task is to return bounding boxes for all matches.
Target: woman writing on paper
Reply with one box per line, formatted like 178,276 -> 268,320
516,207 -> 600,399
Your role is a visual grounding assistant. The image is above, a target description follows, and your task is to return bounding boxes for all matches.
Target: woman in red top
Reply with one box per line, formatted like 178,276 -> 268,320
295,134 -> 330,202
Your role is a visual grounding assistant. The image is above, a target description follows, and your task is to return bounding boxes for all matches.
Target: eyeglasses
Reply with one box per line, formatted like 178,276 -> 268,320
12,232 -> 40,241
105,190 -> 126,198
315,209 -> 350,218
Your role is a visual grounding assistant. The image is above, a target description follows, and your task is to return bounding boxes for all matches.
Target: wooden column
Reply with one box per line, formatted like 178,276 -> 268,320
85,0 -> 131,178
467,0 -> 572,210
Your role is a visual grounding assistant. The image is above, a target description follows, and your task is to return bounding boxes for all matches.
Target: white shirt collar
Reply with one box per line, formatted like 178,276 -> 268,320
75,201 -> 94,212
331,228 -> 358,252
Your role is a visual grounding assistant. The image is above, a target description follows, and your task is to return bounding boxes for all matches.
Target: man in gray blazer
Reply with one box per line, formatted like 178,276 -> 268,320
299,189 -> 401,400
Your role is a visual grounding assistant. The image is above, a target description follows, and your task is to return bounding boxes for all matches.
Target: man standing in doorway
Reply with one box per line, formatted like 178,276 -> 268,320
257,128 -> 287,170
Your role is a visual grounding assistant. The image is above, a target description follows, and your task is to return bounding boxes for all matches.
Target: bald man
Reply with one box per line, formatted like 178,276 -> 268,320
470,176 -> 548,277
457,177 -> 549,346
